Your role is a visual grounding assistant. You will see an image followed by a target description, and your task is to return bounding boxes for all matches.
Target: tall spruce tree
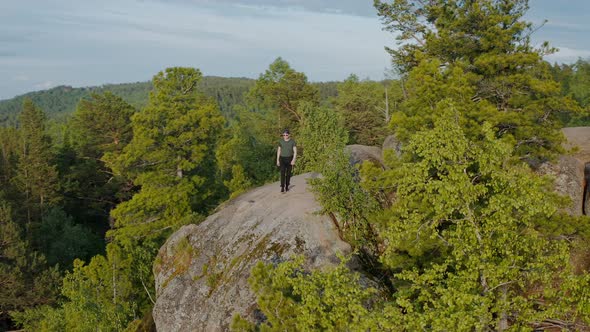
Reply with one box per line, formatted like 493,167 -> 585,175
13,99 -> 60,226
0,127 -> 19,201
0,198 -> 60,330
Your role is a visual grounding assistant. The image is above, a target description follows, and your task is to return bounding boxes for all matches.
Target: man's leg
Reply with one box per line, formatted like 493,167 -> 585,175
285,158 -> 293,191
279,157 -> 287,191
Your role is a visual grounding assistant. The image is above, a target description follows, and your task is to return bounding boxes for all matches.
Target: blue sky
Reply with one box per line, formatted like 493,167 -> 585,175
1,0 -> 589,100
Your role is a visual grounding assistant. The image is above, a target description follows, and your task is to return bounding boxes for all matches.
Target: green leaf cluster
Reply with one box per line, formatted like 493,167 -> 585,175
298,102 -> 378,246
369,110 -> 589,329
332,74 -> 393,146
232,257 -> 389,332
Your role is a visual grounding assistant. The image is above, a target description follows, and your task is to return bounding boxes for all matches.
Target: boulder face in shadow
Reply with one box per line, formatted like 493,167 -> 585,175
539,155 -> 585,215
539,127 -> 590,216
152,173 -> 350,332
345,144 -> 383,168
382,134 -> 402,158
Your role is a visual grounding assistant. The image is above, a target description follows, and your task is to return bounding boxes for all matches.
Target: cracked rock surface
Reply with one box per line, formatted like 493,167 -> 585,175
152,173 -> 350,331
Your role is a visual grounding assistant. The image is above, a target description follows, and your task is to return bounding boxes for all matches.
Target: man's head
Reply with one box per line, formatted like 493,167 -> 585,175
282,129 -> 290,139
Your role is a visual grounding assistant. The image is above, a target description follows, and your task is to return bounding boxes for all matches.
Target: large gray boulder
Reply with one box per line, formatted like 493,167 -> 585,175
152,173 -> 351,331
346,144 -> 383,168
539,127 -> 590,216
539,155 -> 585,215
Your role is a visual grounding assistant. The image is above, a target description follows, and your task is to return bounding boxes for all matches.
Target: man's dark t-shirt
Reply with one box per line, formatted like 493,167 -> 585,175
278,139 -> 296,157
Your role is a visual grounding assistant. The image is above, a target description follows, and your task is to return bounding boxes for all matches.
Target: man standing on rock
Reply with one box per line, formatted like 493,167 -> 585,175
276,129 -> 297,193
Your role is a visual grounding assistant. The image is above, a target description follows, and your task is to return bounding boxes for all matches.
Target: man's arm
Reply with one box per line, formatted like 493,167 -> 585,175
291,146 -> 297,165
276,146 -> 281,166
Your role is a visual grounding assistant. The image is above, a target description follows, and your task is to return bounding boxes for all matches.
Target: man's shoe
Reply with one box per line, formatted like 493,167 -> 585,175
281,187 -> 284,193
285,187 -> 290,192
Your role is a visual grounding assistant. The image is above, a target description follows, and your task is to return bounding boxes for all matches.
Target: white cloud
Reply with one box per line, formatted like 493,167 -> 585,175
13,74 -> 29,81
149,0 -> 376,17
545,46 -> 590,63
34,81 -> 57,90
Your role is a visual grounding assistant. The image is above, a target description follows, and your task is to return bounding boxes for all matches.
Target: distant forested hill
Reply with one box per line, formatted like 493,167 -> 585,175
0,77 -> 339,126
0,76 -> 256,125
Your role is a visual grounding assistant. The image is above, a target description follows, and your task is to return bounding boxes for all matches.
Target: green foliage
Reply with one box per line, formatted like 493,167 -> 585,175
375,0 -> 536,72
73,67 -> 224,330
551,59 -> 590,126
107,67 -> 225,241
232,256 -> 383,332
216,58 -> 323,194
26,241 -> 160,332
375,0 -> 580,163
247,57 -> 320,132
0,84 -> 150,127
0,198 -> 61,328
71,92 -> 135,155
13,99 -> 60,224
224,165 -> 253,199
568,59 -> 590,108
298,102 -> 378,247
0,127 -> 20,197
332,74 -> 390,145
216,108 -> 277,196
35,207 -> 103,269
0,77 -> 255,126
312,81 -> 339,105
198,76 -> 255,119
10,305 -> 65,332
59,249 -> 139,332
57,92 -> 135,235
298,102 -> 348,172
366,110 -> 590,329
19,67 -> 227,331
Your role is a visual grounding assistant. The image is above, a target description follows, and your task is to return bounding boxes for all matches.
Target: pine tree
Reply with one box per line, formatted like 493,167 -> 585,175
107,67 -> 225,241
13,99 -> 60,226
59,92 -> 135,234
0,198 -> 60,330
246,57 -> 320,131
374,0 -> 580,163
102,67 -> 224,327
71,91 -> 134,156
332,74 -> 389,146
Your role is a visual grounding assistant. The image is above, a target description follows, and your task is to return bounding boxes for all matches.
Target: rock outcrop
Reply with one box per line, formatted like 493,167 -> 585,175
382,134 -> 402,158
346,144 -> 383,168
539,127 -> 590,216
152,173 -> 351,331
